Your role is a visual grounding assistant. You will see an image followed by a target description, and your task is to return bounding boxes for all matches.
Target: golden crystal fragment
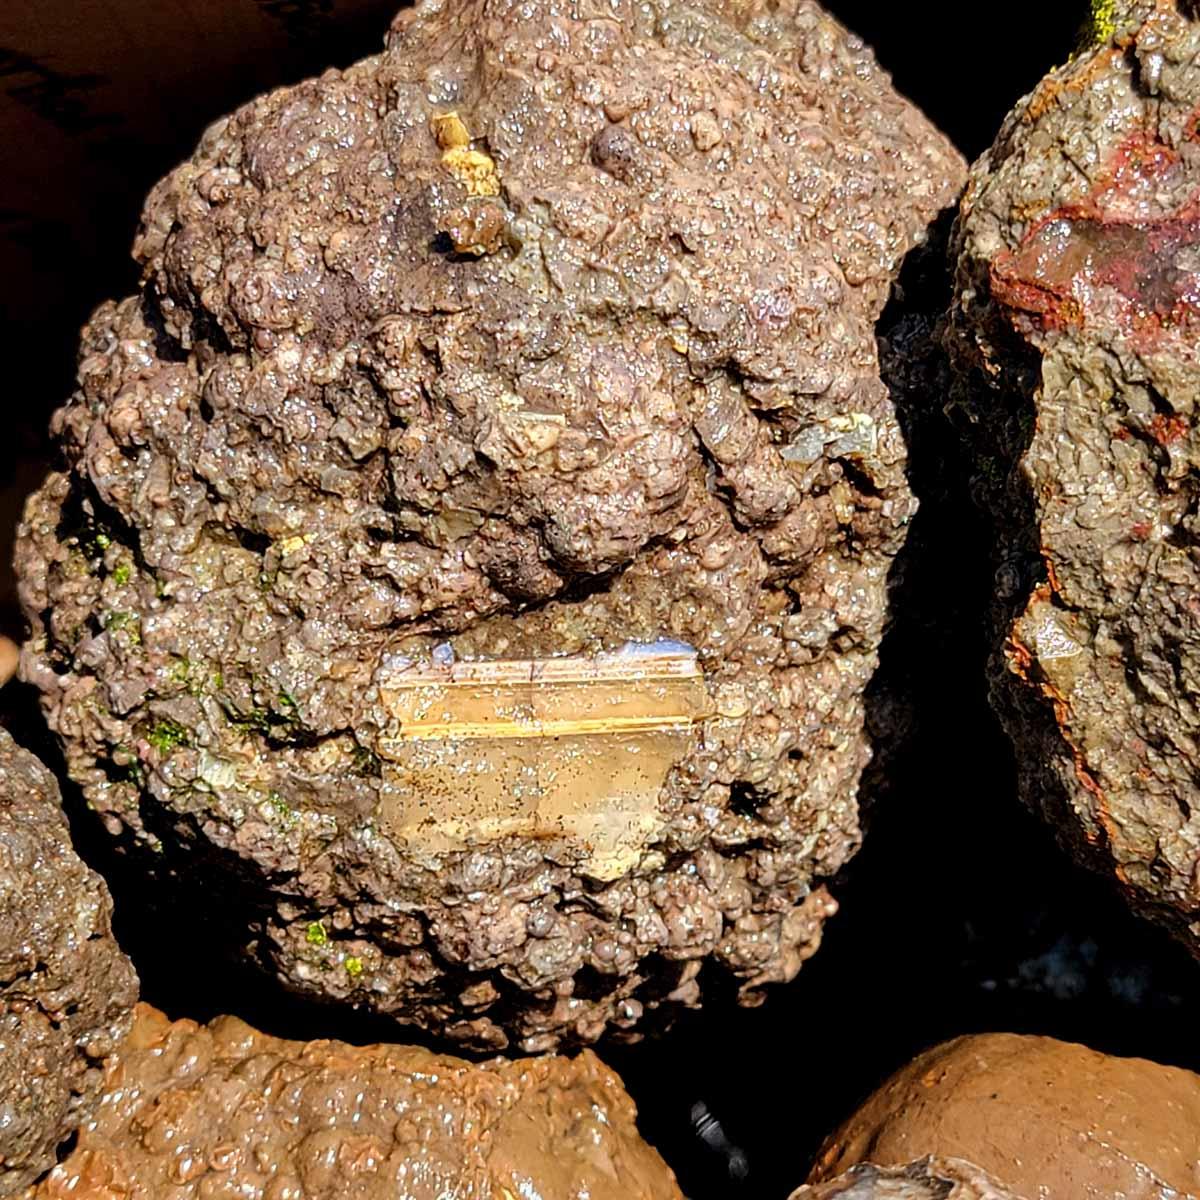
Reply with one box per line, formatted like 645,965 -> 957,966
433,110 -> 501,197
432,111 -> 471,150
375,642 -> 708,880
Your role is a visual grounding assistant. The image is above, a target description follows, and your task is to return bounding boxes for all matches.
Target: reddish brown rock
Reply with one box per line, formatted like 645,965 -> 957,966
26,1002 -> 681,1200
809,1033 -> 1200,1199
947,2 -> 1200,953
15,0 -> 963,1049
0,729 -> 137,1197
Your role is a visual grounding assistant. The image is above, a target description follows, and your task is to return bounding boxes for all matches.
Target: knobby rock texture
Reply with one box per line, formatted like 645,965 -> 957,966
17,0 -> 963,1049
0,729 -> 137,1197
948,2 -> 1200,956
26,1002 -> 681,1200
809,1033 -> 1200,1199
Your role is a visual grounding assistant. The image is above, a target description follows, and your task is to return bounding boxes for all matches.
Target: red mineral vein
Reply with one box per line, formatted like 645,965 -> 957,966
991,130 -> 1200,342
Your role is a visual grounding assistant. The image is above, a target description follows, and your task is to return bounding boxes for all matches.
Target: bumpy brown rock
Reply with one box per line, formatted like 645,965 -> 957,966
792,1159 -> 1020,1200
809,1033 -> 1200,1199
16,0 -> 963,1049
0,729 -> 137,1197
947,2 -> 1200,953
26,1002 -> 681,1200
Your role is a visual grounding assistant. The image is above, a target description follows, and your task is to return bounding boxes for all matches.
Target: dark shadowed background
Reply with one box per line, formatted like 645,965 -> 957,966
6,4 -> 1200,1199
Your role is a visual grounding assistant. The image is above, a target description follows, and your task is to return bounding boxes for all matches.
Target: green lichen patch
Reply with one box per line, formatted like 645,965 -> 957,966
145,718 -> 191,755
102,610 -> 141,644
265,791 -> 298,829
167,657 -> 219,698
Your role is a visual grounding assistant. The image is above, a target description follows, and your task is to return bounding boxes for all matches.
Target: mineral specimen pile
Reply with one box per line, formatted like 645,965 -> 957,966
809,1033 -> 1200,1199
17,0 -> 964,1048
947,2 -> 1200,953
28,1002 -> 682,1200
0,729 -> 137,1197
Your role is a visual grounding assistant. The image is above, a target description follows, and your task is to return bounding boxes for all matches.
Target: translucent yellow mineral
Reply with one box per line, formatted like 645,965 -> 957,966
433,111 -> 500,197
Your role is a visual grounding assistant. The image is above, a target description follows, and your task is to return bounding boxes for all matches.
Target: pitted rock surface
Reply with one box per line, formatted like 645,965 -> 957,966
17,0 -> 963,1048
26,1002 -> 682,1200
0,729 -> 137,1197
948,1 -> 1200,956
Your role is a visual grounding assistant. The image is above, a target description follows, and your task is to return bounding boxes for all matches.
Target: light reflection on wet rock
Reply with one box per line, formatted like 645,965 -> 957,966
28,1003 -> 682,1200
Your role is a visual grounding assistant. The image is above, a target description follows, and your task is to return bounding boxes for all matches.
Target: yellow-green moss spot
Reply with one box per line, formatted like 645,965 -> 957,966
169,657 -> 208,697
102,610 -> 140,644
111,562 -> 132,586
266,791 -> 298,829
1087,0 -> 1119,43
344,956 -> 364,979
306,920 -> 328,947
147,718 -> 190,755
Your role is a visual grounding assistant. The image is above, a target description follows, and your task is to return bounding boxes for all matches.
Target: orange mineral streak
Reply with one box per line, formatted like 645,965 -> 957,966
1041,551 -> 1064,596
1025,46 -> 1130,124
1150,412 -> 1190,446
1006,588 -> 1124,872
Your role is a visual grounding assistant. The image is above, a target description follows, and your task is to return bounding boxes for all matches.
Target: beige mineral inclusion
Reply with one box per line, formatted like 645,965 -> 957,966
375,642 -> 709,879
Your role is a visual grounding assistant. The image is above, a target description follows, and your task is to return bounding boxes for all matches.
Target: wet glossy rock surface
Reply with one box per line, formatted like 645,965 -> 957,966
809,1033 -> 1200,1199
947,2 -> 1200,957
25,1002 -> 681,1200
15,0 -> 963,1049
0,729 -> 137,1197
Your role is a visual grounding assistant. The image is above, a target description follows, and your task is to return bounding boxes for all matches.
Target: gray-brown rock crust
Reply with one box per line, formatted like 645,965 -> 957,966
0,729 -> 137,1196
948,1 -> 1200,956
17,0 -> 963,1048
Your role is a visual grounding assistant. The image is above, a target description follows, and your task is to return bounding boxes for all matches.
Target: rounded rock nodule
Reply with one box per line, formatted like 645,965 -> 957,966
0,729 -> 137,1197
809,1032 -> 1200,1199
16,0 -> 964,1048
947,1 -> 1200,961
28,1002 -> 682,1200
